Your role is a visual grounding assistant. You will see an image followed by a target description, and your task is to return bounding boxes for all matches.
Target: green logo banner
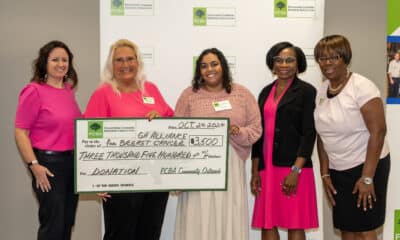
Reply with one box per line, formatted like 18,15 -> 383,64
395,209 -> 400,240
274,0 -> 287,18
111,0 -> 124,16
88,121 -> 103,139
193,8 -> 207,26
388,0 -> 400,35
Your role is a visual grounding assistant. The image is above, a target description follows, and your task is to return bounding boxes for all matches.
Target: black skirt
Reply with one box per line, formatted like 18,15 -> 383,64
329,154 -> 390,232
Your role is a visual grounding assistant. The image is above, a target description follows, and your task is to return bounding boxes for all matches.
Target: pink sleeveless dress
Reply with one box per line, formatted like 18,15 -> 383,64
252,81 -> 319,229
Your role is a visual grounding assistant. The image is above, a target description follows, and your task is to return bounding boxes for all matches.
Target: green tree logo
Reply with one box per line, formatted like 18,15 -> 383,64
112,0 -> 122,7
88,121 -> 103,139
193,8 -> 207,26
111,0 -> 124,16
196,9 -> 205,18
274,0 -> 287,18
90,123 -> 101,131
276,1 -> 285,10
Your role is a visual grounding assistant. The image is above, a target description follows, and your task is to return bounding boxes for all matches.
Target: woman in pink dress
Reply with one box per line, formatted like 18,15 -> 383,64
251,42 -> 319,240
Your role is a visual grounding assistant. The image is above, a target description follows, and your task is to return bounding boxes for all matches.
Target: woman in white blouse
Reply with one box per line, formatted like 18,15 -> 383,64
313,34 -> 390,240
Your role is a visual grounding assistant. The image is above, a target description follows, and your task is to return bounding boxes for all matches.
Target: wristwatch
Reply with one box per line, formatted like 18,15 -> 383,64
291,165 -> 302,174
27,160 -> 39,167
362,177 -> 373,185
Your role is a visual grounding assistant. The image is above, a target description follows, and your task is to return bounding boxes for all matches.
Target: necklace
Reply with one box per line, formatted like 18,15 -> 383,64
328,70 -> 351,93
328,83 -> 343,92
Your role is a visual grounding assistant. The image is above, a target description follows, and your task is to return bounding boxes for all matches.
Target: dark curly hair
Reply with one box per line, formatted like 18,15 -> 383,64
192,48 -> 232,93
266,41 -> 307,74
31,40 -> 78,88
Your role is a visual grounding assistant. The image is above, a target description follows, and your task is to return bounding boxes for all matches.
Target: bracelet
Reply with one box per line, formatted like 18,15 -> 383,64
321,174 -> 330,179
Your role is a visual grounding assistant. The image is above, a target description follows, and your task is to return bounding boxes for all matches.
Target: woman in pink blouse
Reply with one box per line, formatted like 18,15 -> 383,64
173,48 -> 262,240
15,40 -> 81,240
84,39 -> 173,240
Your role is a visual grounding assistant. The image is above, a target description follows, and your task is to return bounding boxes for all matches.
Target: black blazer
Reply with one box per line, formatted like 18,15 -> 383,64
252,77 -> 316,171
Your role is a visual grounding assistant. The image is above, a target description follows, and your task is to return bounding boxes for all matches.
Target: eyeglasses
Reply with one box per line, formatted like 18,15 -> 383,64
114,56 -> 137,64
317,55 -> 341,64
273,56 -> 296,64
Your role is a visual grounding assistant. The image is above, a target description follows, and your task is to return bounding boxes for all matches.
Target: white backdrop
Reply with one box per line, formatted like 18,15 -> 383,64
100,1 -> 325,239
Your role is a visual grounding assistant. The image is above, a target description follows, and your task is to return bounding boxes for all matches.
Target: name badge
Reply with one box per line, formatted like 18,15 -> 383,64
143,96 -> 155,104
318,97 -> 325,105
212,100 -> 232,111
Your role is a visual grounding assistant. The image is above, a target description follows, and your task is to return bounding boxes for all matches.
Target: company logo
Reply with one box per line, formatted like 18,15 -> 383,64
88,121 -> 103,139
111,0 -> 124,16
274,0 -> 287,18
213,102 -> 220,108
193,8 -> 207,26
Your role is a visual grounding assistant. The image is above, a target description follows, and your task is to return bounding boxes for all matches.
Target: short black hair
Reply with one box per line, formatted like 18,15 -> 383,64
266,41 -> 307,74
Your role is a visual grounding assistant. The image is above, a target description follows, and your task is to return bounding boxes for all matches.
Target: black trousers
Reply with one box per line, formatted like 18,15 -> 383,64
389,77 -> 400,97
103,192 -> 169,240
32,149 -> 78,240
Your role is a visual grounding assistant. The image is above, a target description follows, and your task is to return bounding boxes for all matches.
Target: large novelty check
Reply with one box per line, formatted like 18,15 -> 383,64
75,118 -> 229,193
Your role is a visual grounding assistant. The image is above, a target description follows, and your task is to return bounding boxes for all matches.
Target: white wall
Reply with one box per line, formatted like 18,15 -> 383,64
0,1 -> 101,239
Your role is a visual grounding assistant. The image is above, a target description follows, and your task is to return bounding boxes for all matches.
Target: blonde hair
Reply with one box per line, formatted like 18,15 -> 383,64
101,39 -> 146,94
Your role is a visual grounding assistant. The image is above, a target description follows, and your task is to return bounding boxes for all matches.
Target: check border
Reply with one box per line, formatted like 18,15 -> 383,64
74,117 -> 229,193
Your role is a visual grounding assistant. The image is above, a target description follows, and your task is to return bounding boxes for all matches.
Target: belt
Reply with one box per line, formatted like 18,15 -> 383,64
33,148 -> 74,156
